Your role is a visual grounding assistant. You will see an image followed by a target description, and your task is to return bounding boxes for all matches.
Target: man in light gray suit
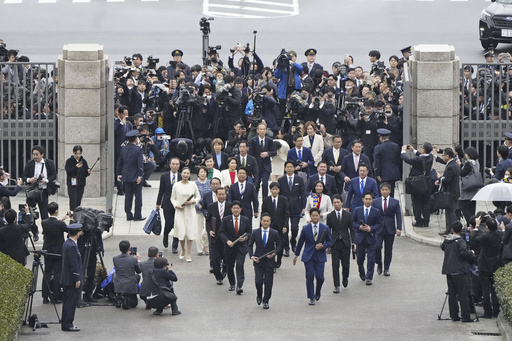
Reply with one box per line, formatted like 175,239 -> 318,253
113,240 -> 141,309
139,246 -> 159,308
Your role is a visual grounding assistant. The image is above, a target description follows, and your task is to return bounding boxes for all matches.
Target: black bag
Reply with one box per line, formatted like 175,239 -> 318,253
405,175 -> 428,195
150,272 -> 177,306
153,212 -> 162,236
26,185 -> 42,200
47,180 -> 60,195
432,190 -> 453,210
461,163 -> 483,192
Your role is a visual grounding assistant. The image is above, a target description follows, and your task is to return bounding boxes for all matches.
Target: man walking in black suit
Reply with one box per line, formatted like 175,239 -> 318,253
219,201 -> 252,294
341,140 -> 372,189
60,223 -> 83,332
326,194 -> 354,292
156,157 -> 181,251
250,123 -> 276,198
261,182 -> 289,265
41,202 -> 68,304
249,213 -> 282,309
236,140 -> 259,185
373,129 -> 401,197
206,187 -> 231,285
436,148 -> 460,235
117,130 -> 145,221
228,168 -> 259,220
278,161 -> 307,253
305,161 -> 338,197
322,135 -> 348,194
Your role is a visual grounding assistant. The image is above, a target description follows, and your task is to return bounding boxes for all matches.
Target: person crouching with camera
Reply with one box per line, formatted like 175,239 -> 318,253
147,257 -> 180,316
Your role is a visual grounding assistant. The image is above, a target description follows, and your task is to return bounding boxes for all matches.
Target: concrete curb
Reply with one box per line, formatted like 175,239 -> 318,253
498,313 -> 512,341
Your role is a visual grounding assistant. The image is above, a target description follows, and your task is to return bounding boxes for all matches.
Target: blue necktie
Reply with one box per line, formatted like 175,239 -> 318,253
171,174 -> 176,185
365,208 -> 369,222
360,179 -> 365,195
288,177 -> 293,191
263,230 -> 267,247
273,198 -> 277,210
298,149 -> 302,162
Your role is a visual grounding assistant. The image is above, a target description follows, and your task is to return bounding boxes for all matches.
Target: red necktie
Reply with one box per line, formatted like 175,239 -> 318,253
384,198 -> 388,212
235,217 -> 239,235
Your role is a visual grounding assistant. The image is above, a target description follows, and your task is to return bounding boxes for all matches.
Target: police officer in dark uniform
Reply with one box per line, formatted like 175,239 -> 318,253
504,132 -> 512,160
373,128 -> 401,197
400,46 -> 411,61
301,48 -> 323,77
167,49 -> 191,80
117,130 -> 145,221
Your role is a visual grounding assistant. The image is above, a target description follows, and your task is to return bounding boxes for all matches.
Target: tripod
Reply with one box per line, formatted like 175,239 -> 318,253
212,101 -> 226,139
81,231 -> 112,306
175,105 -> 195,141
438,271 -> 479,322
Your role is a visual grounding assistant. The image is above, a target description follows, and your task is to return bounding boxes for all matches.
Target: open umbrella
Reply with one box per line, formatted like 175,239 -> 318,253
472,182 -> 512,201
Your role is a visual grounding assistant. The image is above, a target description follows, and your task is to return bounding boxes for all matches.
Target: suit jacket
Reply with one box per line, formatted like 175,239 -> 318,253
278,174 -> 307,216
301,62 -> 324,77
400,152 -> 433,177
287,147 -> 314,174
129,88 -> 147,115
248,227 -> 282,266
60,238 -> 83,287
156,171 -> 181,210
139,257 -> 156,297
322,147 -> 348,175
236,154 -> 259,184
345,176 -> 379,212
295,222 -> 332,263
206,201 -> 232,244
352,205 -> 382,245
0,184 -> 21,198
213,151 -> 230,171
373,140 -> 401,181
441,159 -> 460,199
305,173 -> 337,197
261,195 -> 289,234
113,253 -> 141,294
493,158 -> 512,181
116,143 -> 143,182
23,158 -> 57,190
372,196 -> 402,235
326,209 -> 354,249
249,136 -> 276,173
218,214 -> 252,254
42,217 -> 67,255
228,181 -> 258,218
340,152 -> 372,180
471,229 -> 503,273
0,222 -> 29,264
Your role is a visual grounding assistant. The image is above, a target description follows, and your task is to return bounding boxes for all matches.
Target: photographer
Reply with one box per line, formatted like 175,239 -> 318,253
369,50 -> 386,77
113,240 -> 141,310
0,207 -> 32,265
317,87 -> 337,134
175,82 -> 205,139
151,128 -> 170,171
259,85 -> 279,132
273,49 -> 303,117
138,125 -> 158,188
0,169 -> 22,198
356,100 -> 379,163
129,81 -> 148,116
220,75 -> 243,130
226,120 -> 248,156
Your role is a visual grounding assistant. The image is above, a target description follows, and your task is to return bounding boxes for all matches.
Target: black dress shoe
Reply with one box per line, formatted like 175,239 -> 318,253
236,287 -> 243,295
172,310 -> 181,315
76,301 -> 90,308
127,216 -> 134,221
172,247 -> 178,254
217,280 -> 223,285
43,298 -> 50,304
153,310 -> 162,315
229,285 -> 235,291
384,270 -> 390,276
412,221 -> 424,227
134,217 -> 147,221
309,299 -> 315,306
479,314 -> 492,319
451,317 -> 461,322
83,296 -> 97,303
377,264 -> 383,275
143,180 -> 152,187
342,278 -> 348,288
275,262 -> 281,269
53,299 -> 63,304
117,190 -> 125,196
263,303 -> 269,309
366,279 -> 372,286
209,266 -> 214,274
292,245 -> 296,253
283,250 -> 289,257
62,326 -> 80,332
163,236 -> 169,248
461,318 -> 477,323
315,293 -> 321,301
256,297 -> 262,305
438,232 -> 448,236
333,287 -> 340,293
359,272 -> 366,281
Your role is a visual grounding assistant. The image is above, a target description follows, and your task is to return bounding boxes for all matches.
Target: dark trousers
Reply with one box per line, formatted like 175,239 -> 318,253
304,258 -> 325,300
276,232 -> 288,265
254,261 -> 274,304
289,216 -> 301,249
411,190 -> 430,225
480,271 -> 500,316
445,205 -> 458,234
61,285 -> 81,330
459,199 -> 476,226
68,186 -> 85,211
117,293 -> 138,309
123,182 -> 143,220
375,230 -> 396,271
255,169 -> 270,199
143,161 -> 157,182
27,189 -> 49,221
225,247 -> 246,288
42,256 -> 62,300
446,273 -> 471,320
163,207 -> 179,249
331,244 -> 350,287
210,239 -> 226,281
356,238 -> 376,280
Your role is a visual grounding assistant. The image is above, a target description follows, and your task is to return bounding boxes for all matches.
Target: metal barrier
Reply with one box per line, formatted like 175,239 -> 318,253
460,62 -> 512,170
0,62 -> 57,179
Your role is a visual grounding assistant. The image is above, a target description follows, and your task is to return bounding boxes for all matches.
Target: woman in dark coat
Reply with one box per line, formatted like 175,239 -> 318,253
65,145 -> 91,211
147,257 -> 180,316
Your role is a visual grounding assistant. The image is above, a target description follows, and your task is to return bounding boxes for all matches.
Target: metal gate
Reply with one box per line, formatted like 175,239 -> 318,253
0,61 -> 57,179
460,62 -> 512,170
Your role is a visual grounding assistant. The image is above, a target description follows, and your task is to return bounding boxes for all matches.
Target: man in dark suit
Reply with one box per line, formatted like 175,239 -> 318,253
23,145 -> 57,224
341,140 -> 372,188
228,168 -> 259,219
287,134 -> 314,176
0,209 -> 30,265
41,202 -> 68,304
326,195 -> 354,292
373,129 -> 401,197
261,182 -> 289,265
353,192 -> 382,286
206,187 -> 231,284
400,142 -> 434,227
345,164 -> 379,212
0,172 -> 22,198
117,130 -> 145,221
372,183 -> 402,277
139,246 -> 159,307
278,161 -> 307,253
156,157 -> 181,251
218,201 -> 252,294
114,105 -> 132,195
200,177 -> 223,272
129,82 -> 147,115
305,161 -> 337,197
491,145 -> 512,181
236,140 -> 259,185
301,48 -> 323,77
113,240 -> 141,309
60,223 -> 83,332
293,208 -> 332,305
250,123 -> 276,198
249,213 -> 282,309
322,135 -> 348,194
436,148 -> 460,235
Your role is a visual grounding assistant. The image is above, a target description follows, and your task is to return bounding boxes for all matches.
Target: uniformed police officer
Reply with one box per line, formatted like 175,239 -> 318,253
504,132 -> 512,160
167,49 -> 191,80
373,128 -> 401,197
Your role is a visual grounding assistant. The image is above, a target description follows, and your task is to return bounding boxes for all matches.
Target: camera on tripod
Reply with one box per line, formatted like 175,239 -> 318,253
215,83 -> 231,102
73,207 -> 113,233
176,86 -> 197,105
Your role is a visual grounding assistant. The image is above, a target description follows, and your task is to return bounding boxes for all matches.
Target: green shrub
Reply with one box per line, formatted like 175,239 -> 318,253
0,252 -> 33,341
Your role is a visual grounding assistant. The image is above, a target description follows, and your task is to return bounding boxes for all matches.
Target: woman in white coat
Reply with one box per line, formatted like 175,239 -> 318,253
220,157 -> 238,189
304,180 -> 332,225
302,121 -> 324,176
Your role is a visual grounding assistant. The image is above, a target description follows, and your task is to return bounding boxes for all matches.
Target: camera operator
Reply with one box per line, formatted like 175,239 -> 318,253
0,207 -> 32,265
356,100 -> 379,163
273,49 -> 303,117
226,120 -> 248,156
378,103 -> 401,145
137,125 -> 158,188
304,87 -> 321,123
113,240 -> 141,310
218,75 -> 242,130
317,87 -> 337,134
258,85 -> 279,132
151,128 -> 170,171
174,82 -> 204,139
130,81 -> 148,116
369,50 -> 386,77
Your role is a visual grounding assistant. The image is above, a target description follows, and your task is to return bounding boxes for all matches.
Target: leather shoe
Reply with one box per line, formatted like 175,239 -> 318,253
53,299 -> 63,304
359,272 -> 366,281
412,221 -> 424,227
256,296 -> 262,305
134,217 -> 147,221
33,233 -> 39,242
479,314 -> 492,319
229,285 -> 235,291
172,310 -> 181,315
76,301 -> 90,308
315,293 -> 321,301
384,270 -> 390,276
309,299 -> 315,306
143,180 -> 152,187
461,318 -> 477,323
377,264 -> 383,275
172,247 -> 178,254
342,278 -> 348,288
43,298 -> 50,304
451,317 -> 461,322
438,232 -> 448,236
283,250 -> 289,257
333,287 -> 340,294
153,310 -> 162,315
216,280 -> 223,285
366,279 -> 372,286
163,236 -> 169,248
83,296 -> 97,303
292,245 -> 296,254
62,326 -> 80,332
263,303 -> 269,309
117,189 -> 124,196
275,262 -> 281,269
236,287 -> 243,295
209,266 -> 214,274
127,216 -> 134,221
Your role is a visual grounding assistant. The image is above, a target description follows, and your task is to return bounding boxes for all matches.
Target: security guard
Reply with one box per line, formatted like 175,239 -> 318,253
167,49 -> 191,80
301,48 -> 323,77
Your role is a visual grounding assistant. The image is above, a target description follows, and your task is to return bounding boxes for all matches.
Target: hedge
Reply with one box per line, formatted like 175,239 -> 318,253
0,252 -> 33,341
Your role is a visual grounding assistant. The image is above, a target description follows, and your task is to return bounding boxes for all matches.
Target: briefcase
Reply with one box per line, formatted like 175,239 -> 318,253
143,209 -> 158,234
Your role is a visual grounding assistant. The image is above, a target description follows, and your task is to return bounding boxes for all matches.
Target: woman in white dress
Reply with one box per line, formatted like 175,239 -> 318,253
220,157 -> 238,189
195,166 -> 210,256
170,167 -> 200,262
302,121 -> 324,175
304,180 -> 332,225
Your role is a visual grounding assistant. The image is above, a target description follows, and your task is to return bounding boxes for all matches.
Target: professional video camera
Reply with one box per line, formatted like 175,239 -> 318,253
147,55 -> 159,69
215,82 -> 231,102
138,133 -> 152,143
176,85 -> 197,105
124,56 -> 132,66
73,207 -> 113,233
208,45 -> 222,56
376,110 -> 387,122
276,48 -> 291,69
333,61 -> 348,76
287,91 -> 307,114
